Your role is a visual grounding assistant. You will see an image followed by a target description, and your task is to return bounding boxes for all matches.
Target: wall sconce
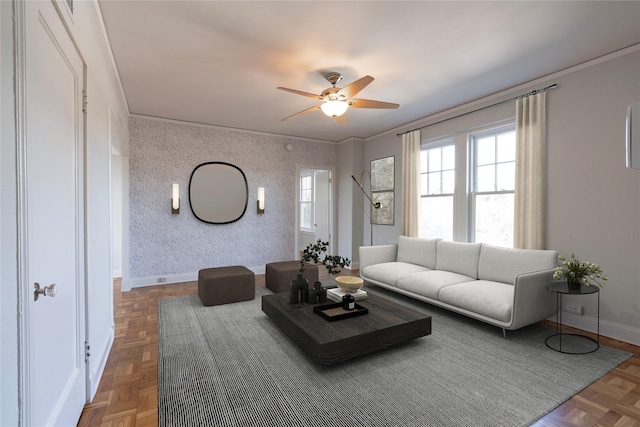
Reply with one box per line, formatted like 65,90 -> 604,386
172,183 -> 180,214
257,187 -> 265,214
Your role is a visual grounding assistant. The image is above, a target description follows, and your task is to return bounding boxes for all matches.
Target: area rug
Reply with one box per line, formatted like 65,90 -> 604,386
158,286 -> 630,427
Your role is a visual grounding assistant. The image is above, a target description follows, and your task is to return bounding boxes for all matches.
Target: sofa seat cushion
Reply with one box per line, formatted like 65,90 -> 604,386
361,262 -> 430,287
438,280 -> 514,323
396,270 -> 476,300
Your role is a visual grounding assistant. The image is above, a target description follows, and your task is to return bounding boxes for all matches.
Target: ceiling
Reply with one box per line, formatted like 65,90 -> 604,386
98,1 -> 640,143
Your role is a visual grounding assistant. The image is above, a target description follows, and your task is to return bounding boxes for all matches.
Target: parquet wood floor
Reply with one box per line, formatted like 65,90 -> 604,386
78,274 -> 640,427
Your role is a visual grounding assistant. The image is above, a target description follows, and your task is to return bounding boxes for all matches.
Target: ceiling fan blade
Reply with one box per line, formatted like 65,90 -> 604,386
277,87 -> 323,100
348,99 -> 399,109
281,105 -> 321,121
337,75 -> 374,99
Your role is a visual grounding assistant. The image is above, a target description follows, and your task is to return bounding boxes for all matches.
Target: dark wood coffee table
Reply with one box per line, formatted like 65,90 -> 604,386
261,292 -> 431,365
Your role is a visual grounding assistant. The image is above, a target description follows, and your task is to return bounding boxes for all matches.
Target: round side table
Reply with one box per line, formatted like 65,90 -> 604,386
545,282 -> 599,354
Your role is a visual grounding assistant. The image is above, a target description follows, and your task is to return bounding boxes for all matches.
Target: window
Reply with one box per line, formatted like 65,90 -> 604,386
420,143 -> 455,241
419,124 -> 516,247
471,129 -> 515,247
300,173 -> 313,231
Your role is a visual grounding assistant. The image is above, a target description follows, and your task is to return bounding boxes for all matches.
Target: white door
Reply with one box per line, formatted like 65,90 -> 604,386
314,170 -> 331,246
21,1 -> 87,425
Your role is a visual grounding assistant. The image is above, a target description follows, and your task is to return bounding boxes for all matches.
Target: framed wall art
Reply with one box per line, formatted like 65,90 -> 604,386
371,156 -> 394,192
371,191 -> 394,225
370,156 -> 395,225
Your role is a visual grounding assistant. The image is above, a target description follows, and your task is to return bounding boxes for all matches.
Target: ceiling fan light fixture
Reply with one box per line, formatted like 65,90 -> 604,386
321,100 -> 349,118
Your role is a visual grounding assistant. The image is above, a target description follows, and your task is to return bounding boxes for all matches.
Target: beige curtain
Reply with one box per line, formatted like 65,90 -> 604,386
401,130 -> 421,237
514,92 -> 547,249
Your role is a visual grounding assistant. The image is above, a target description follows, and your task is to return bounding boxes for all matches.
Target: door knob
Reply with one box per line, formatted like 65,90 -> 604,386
34,283 -> 56,301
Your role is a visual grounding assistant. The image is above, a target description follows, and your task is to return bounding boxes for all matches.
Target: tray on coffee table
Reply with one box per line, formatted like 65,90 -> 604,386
313,302 -> 368,321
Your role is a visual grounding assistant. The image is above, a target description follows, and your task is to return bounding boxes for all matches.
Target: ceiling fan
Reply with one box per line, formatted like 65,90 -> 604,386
277,72 -> 399,122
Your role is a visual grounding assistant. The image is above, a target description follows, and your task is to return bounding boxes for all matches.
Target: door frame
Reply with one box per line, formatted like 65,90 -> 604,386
294,165 -> 337,257
14,0 -> 89,423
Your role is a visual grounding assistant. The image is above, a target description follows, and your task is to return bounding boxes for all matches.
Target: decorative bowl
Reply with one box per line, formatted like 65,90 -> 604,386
335,276 -> 364,293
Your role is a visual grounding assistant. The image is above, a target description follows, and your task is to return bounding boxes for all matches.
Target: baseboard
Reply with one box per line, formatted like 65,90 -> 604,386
112,269 -> 122,278
558,313 -> 640,347
130,265 -> 267,288
88,325 -> 114,400
130,272 -> 198,288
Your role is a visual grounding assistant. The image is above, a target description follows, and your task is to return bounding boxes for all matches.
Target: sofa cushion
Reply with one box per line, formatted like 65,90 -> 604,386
396,270 -> 476,300
435,241 -> 482,279
361,262 -> 430,287
478,244 -> 558,285
396,236 -> 440,269
438,280 -> 514,323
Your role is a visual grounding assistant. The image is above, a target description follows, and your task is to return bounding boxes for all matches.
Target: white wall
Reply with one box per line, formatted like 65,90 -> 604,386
0,1 -> 129,421
337,138 -> 365,266
546,49 -> 640,345
1,1 -> 19,424
111,154 -> 123,276
66,0 -> 129,398
128,116 -> 337,286
364,47 -> 640,345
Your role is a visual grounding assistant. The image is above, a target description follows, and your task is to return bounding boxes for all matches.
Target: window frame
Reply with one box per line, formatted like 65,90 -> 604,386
419,121 -> 516,246
299,172 -> 314,232
468,125 -> 516,244
420,139 -> 456,240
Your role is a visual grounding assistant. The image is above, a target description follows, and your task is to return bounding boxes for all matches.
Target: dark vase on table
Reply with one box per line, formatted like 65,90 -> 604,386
567,277 -> 582,291
289,274 -> 309,304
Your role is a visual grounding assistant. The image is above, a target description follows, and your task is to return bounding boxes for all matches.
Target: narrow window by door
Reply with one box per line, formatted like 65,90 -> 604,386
298,168 -> 332,256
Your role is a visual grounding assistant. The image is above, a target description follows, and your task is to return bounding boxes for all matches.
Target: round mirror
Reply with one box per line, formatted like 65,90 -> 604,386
189,162 -> 248,224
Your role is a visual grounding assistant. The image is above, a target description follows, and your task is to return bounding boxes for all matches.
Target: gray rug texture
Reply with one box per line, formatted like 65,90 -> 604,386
158,285 -> 630,427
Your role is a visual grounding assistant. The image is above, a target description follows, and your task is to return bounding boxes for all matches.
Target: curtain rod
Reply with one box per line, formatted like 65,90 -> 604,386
397,83 -> 558,137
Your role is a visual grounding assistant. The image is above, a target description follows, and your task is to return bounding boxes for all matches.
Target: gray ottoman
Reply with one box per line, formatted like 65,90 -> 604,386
265,261 -> 319,293
198,266 -> 255,306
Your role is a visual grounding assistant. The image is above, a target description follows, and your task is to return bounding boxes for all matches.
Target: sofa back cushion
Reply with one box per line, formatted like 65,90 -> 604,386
435,240 -> 481,278
396,236 -> 439,269
478,244 -> 558,285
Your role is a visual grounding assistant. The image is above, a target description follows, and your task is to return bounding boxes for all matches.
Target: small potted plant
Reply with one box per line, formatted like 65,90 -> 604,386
290,240 -> 351,304
299,240 -> 351,277
553,253 -> 607,290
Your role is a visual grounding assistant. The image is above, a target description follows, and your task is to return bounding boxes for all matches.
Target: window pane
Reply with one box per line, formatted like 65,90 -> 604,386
300,202 -> 312,229
442,170 -> 455,194
420,173 -> 429,196
420,196 -> 453,241
474,193 -> 514,247
428,172 -> 441,195
497,132 -> 516,162
476,165 -> 495,192
442,145 -> 455,170
301,188 -> 312,202
476,137 -> 495,165
428,148 -> 441,171
496,162 -> 515,191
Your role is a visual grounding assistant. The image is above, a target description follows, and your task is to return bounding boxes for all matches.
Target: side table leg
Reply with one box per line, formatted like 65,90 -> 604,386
558,293 -> 563,352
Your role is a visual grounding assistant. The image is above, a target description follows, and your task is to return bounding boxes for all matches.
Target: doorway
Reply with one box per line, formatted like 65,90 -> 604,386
297,168 -> 334,257
17,1 -> 87,424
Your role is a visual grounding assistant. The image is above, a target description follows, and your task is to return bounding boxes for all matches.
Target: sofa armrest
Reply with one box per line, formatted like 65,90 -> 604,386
510,268 -> 557,330
359,245 -> 398,271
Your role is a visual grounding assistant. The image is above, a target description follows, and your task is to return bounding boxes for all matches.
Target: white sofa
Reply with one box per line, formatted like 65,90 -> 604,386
359,236 -> 558,336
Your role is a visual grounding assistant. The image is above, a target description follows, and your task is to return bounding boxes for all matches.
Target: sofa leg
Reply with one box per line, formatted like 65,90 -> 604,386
502,328 -> 507,339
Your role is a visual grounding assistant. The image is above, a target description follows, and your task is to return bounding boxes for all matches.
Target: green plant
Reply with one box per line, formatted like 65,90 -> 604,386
299,240 -> 351,276
553,253 -> 608,287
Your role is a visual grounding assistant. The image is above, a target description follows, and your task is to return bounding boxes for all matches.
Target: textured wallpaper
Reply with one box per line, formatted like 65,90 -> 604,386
129,116 -> 337,279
